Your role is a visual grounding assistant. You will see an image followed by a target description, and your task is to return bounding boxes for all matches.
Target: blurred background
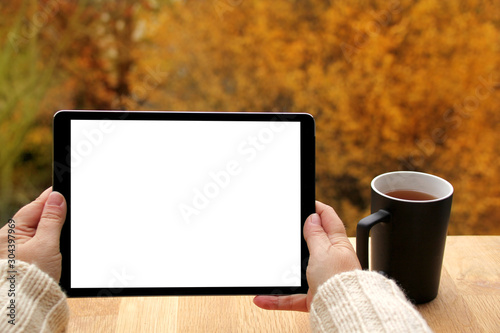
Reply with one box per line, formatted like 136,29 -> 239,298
1,0 -> 499,235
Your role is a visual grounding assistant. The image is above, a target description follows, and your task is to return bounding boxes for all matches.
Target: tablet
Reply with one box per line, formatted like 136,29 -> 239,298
53,110 -> 315,297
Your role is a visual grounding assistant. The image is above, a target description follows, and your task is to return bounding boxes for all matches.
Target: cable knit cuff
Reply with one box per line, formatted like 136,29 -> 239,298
310,270 -> 432,333
0,260 -> 69,333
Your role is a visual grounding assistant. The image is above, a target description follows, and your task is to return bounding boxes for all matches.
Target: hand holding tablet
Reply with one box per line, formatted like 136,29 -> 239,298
53,111 -> 315,297
1,110 -> 430,332
253,201 -> 361,312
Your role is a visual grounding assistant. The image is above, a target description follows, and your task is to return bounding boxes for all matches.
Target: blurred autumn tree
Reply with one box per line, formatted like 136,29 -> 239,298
0,1 -> 77,220
0,0 -> 155,220
1,0 -> 499,235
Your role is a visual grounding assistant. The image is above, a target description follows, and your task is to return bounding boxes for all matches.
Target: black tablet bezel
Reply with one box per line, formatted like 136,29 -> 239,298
53,110 -> 315,297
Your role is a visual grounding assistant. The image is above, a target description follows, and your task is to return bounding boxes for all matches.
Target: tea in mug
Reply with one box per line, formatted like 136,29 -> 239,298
384,190 -> 437,201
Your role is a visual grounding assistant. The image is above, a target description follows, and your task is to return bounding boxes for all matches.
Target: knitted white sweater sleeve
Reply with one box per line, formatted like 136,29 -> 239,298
310,270 -> 432,333
0,260 -> 69,333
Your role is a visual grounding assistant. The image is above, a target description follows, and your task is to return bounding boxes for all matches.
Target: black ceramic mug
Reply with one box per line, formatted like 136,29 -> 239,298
357,171 -> 453,304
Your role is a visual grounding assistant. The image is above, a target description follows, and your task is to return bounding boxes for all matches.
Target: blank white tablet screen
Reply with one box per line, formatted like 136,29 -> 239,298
70,119 -> 301,288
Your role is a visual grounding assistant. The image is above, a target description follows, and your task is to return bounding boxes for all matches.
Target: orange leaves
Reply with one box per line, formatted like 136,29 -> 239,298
1,0 -> 499,234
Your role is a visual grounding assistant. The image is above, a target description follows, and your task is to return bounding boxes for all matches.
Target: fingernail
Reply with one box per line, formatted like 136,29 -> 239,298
311,213 -> 320,225
47,192 -> 64,207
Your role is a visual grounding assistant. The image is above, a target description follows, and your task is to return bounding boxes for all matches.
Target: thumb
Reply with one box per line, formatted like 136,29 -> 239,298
35,191 -> 67,244
303,213 -> 331,255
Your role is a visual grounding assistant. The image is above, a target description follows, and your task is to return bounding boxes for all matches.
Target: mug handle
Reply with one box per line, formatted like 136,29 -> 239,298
356,210 -> 391,269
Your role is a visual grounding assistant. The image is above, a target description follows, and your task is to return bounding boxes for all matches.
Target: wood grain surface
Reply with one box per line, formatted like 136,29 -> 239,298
67,236 -> 500,332
417,236 -> 500,332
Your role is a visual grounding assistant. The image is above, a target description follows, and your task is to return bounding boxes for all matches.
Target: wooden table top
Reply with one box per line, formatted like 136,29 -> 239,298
67,236 -> 500,332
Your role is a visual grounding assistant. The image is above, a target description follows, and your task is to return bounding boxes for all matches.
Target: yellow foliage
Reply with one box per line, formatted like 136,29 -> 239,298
137,0 -> 500,235
1,0 -> 499,235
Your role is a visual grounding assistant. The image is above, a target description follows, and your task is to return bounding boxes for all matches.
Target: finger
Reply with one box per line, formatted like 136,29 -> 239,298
12,187 -> 52,229
34,191 -> 67,244
303,213 -> 331,255
253,294 -> 308,312
315,201 -> 356,253
315,201 -> 349,240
